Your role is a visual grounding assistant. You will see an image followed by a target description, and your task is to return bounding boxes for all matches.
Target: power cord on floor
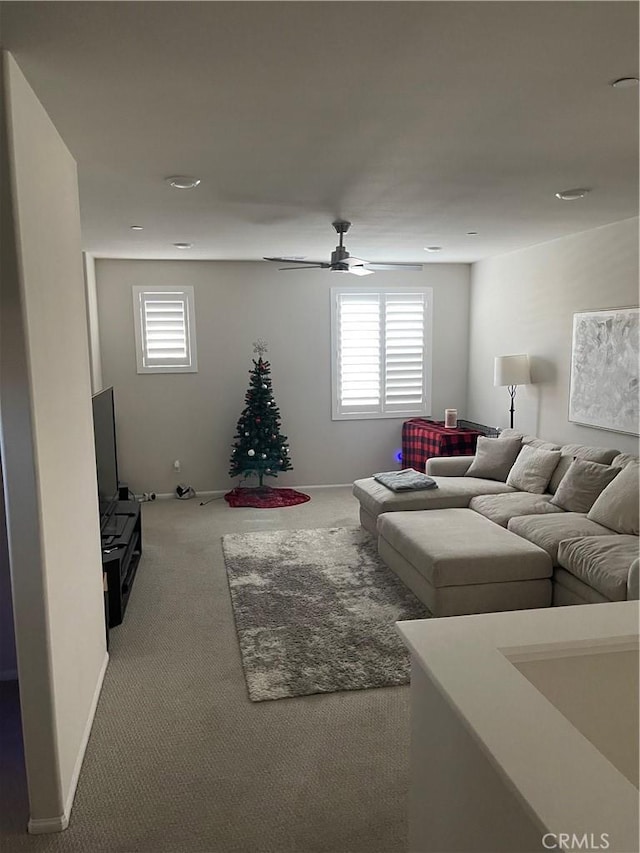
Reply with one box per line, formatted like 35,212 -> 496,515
201,474 -> 253,506
200,495 -> 225,506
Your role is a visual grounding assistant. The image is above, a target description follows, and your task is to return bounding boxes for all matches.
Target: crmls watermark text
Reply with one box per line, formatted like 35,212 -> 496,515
542,833 -> 610,851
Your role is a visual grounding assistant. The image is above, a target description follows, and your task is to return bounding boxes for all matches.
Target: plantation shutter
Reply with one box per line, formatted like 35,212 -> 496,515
337,292 -> 382,412
133,287 -> 198,373
333,288 -> 430,418
384,292 -> 426,412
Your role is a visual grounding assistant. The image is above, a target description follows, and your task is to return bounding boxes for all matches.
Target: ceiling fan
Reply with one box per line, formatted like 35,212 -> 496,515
264,220 -> 422,276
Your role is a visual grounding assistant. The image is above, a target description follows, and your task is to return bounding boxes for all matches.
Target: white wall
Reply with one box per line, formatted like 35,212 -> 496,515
468,218 -> 639,455
95,260 -> 470,493
83,252 -> 103,394
1,52 -> 107,832
0,457 -> 17,680
408,663 -> 542,852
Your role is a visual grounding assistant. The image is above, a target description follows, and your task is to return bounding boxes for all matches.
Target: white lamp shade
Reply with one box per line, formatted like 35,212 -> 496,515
494,354 -> 531,386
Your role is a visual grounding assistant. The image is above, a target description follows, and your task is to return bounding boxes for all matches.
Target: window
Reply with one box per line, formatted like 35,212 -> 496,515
331,286 -> 432,419
132,286 -> 197,374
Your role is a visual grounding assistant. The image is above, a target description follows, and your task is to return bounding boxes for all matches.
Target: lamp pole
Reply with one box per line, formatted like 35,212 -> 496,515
508,385 -> 517,429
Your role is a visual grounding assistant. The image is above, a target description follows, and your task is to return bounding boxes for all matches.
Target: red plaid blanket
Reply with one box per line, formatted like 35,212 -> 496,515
402,419 -> 482,472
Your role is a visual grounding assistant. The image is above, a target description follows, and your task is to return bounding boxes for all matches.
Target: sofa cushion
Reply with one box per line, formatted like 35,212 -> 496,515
465,436 -> 522,482
507,512 -> 612,564
611,452 -> 640,469
553,568 -> 612,605
506,445 -> 561,494
587,462 -> 639,535
548,444 -> 620,493
376,509 -> 552,587
550,459 -> 620,513
629,559 -> 639,600
524,438 -> 563,452
469,492 -> 564,527
557,535 -> 640,602
353,476 -> 516,519
499,429 -> 561,452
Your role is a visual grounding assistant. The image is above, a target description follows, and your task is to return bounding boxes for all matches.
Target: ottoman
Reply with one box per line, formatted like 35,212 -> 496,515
377,508 -> 552,617
354,476 -> 516,535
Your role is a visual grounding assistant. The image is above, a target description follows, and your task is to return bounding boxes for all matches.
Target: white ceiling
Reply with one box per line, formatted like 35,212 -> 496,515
2,1 -> 638,264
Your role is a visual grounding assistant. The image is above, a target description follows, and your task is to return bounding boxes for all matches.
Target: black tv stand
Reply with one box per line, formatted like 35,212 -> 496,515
101,500 -> 142,628
102,513 -> 128,538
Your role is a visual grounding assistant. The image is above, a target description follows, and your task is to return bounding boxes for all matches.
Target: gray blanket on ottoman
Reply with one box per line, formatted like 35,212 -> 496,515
374,469 -> 438,492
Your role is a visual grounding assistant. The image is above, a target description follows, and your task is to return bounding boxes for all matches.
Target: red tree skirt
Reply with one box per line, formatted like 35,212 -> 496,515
224,486 -> 311,509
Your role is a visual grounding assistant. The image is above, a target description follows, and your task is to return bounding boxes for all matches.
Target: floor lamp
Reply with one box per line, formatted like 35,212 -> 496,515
494,354 -> 531,429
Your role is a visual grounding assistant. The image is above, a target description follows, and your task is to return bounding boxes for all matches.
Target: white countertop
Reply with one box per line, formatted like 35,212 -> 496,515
398,602 -> 639,851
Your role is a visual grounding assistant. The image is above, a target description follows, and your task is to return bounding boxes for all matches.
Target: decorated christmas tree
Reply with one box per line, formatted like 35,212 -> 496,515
229,341 -> 293,487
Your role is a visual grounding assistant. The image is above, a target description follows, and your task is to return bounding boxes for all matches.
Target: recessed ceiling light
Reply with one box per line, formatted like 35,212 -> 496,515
611,77 -> 639,89
555,188 -> 590,201
466,231 -> 479,236
424,246 -> 442,253
130,225 -> 143,231
165,175 -> 201,189
173,242 -> 192,249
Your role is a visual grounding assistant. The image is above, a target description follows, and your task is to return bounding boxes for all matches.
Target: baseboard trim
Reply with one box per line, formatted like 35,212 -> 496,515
135,485 -> 353,502
28,815 -> 69,834
28,650 -> 109,835
0,668 -> 18,681
292,484 -> 352,490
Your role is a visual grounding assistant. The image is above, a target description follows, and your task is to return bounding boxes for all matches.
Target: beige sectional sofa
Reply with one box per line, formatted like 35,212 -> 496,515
353,429 -> 639,617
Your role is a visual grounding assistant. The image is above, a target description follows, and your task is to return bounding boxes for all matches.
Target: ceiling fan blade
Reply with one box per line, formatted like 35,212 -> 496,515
348,266 -> 375,276
264,257 -> 328,266
366,263 -> 423,272
279,265 -> 325,271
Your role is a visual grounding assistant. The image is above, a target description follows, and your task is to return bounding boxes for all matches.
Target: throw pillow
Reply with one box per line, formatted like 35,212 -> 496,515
587,462 -> 639,535
465,436 -> 522,482
506,444 -> 561,494
550,459 -> 620,513
548,444 -> 620,493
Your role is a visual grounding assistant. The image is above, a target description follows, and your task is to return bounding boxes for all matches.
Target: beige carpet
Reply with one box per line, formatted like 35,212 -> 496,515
0,488 -> 411,853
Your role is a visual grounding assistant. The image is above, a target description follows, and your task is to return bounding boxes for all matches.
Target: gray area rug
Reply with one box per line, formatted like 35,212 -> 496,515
222,526 -> 429,701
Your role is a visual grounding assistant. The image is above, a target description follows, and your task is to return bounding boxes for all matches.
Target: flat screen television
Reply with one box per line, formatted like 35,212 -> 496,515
92,386 -> 119,530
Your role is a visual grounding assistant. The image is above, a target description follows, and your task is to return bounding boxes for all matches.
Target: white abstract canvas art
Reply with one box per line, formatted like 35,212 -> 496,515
569,308 -> 639,435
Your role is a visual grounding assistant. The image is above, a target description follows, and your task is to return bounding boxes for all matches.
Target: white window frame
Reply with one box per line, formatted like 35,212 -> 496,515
132,285 -> 198,374
331,286 -> 433,420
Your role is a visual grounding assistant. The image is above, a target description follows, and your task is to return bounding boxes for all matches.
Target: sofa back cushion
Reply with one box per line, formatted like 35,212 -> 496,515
548,444 -> 620,493
465,436 -> 522,482
498,430 -> 561,451
506,445 -> 561,494
587,462 -> 639,535
611,453 -> 640,469
550,459 -> 620,513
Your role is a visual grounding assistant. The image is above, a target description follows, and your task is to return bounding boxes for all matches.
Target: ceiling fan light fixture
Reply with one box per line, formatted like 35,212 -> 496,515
165,175 -> 201,189
611,77 -> 639,88
555,188 -> 590,201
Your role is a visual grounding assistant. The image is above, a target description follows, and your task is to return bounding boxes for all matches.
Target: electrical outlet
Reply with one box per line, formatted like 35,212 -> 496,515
173,459 -> 181,472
